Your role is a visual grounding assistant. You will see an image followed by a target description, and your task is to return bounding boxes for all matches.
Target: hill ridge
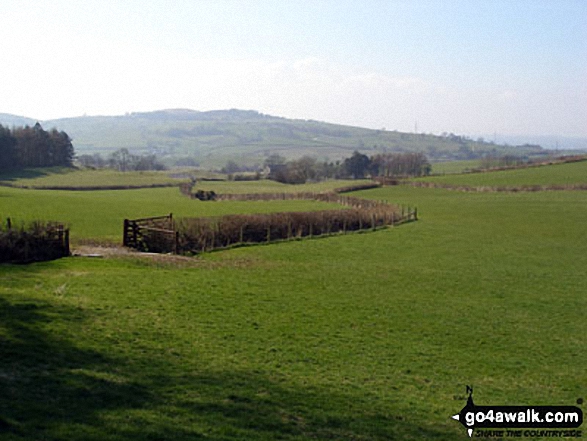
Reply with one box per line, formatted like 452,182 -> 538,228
0,109 -> 553,168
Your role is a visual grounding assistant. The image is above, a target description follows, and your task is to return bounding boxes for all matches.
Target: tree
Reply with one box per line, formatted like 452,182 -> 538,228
6,123 -> 75,169
109,148 -> 131,171
368,152 -> 430,177
264,154 -> 286,169
0,125 -> 18,169
221,160 -> 241,174
343,151 -> 371,179
48,129 -> 74,166
289,156 -> 317,183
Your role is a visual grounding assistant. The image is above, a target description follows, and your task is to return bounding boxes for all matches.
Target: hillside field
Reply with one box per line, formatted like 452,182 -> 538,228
0,168 -> 190,189
429,160 -> 481,175
1,169 -> 586,440
417,159 -> 587,187
0,109 -> 548,167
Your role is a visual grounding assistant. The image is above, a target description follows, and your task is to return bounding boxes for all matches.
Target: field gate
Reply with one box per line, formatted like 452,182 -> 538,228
123,213 -> 178,253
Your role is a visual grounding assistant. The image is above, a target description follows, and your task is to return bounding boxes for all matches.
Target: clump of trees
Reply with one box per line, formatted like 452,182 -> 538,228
77,148 -> 166,171
0,123 -> 74,170
369,152 -> 431,177
479,154 -> 528,169
266,151 -> 431,184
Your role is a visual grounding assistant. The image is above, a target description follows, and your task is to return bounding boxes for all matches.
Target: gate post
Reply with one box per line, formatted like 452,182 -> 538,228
123,219 -> 129,246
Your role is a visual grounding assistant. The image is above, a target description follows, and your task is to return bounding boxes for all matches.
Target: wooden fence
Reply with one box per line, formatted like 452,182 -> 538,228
124,182 -> 417,255
123,213 -> 178,253
175,206 -> 417,254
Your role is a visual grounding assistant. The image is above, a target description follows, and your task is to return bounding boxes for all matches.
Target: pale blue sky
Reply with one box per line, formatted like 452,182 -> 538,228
1,0 -> 585,137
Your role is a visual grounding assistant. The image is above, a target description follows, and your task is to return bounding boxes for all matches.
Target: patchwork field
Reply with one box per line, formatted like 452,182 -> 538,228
0,168 -> 191,188
416,159 -> 587,187
429,159 -> 481,175
1,169 -> 586,440
192,179 -> 374,194
0,186 -> 346,244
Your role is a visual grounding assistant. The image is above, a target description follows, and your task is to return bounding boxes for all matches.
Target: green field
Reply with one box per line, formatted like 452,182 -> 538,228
0,168 -> 191,188
417,160 -> 587,187
0,186 -> 345,244
1,171 -> 586,440
193,179 -> 374,194
430,160 -> 480,175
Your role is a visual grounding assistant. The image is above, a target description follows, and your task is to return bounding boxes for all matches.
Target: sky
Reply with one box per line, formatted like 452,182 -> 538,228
1,0 -> 586,138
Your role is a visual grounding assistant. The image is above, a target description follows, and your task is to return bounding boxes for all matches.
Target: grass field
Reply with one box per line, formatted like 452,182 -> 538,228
0,186 -> 346,244
193,179 -> 374,194
1,176 -> 586,440
417,160 -> 587,187
430,160 -> 480,175
0,168 -> 192,188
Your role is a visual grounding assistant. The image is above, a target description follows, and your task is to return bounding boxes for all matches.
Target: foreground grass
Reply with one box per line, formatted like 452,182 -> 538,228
0,168 -> 191,188
416,159 -> 587,187
1,186 -> 585,440
0,186 -> 345,244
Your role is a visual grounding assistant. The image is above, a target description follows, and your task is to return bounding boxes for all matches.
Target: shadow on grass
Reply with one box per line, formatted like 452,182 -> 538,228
0,296 -> 165,441
0,291 -> 457,440
0,167 -> 72,183
148,370 -> 458,440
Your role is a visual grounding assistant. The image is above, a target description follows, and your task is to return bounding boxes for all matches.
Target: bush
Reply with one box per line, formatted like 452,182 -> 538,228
0,219 -> 70,263
175,203 -> 413,255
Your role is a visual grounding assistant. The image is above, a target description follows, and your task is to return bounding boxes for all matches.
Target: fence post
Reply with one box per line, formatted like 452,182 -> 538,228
123,219 -> 129,246
174,231 -> 179,254
133,223 -> 138,248
267,225 -> 271,242
414,207 -> 418,221
6,217 -> 11,230
64,229 -> 70,256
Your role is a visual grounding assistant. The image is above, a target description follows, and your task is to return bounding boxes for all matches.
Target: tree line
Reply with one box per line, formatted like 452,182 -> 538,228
0,123 -> 74,170
265,151 -> 431,184
77,149 -> 166,171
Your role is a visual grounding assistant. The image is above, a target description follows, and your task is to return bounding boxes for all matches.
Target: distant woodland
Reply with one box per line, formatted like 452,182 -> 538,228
0,123 -> 74,170
262,151 -> 431,184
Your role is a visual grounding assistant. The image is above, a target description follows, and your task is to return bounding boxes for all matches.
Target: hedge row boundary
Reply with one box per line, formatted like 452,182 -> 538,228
0,218 -> 70,263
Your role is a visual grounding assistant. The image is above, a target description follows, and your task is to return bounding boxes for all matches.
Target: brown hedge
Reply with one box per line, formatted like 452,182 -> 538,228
175,204 -> 414,254
0,219 -> 70,263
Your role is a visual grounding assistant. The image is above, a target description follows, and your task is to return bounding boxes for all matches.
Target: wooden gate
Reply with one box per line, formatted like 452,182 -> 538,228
123,213 -> 178,253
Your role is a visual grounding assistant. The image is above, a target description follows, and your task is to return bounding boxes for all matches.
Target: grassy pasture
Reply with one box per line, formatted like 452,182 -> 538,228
416,159 -> 587,187
430,159 -> 480,174
0,168 -> 191,188
0,186 -> 345,244
1,183 -> 586,440
193,179 -> 374,194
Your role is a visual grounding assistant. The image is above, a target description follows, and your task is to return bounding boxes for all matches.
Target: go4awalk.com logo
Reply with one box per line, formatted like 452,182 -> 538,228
451,386 -> 584,438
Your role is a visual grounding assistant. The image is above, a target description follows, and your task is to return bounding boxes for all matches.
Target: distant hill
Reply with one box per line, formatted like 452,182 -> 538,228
0,113 -> 37,127
483,134 -> 587,151
0,109 -> 551,168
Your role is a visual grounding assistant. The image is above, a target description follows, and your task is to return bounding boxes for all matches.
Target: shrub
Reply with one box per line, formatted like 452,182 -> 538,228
0,219 -> 70,263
